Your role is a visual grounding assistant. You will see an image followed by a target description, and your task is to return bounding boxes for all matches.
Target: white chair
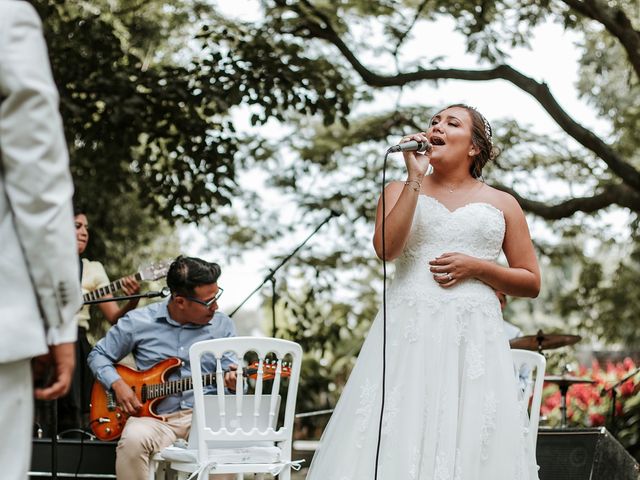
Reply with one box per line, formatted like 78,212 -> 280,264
511,349 -> 546,458
155,337 -> 303,480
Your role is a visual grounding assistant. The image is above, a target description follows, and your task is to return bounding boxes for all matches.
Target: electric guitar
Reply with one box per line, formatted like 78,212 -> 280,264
83,260 -> 172,303
89,357 -> 291,441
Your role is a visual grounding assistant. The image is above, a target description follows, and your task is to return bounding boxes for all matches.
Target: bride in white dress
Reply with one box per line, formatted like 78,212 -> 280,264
306,105 -> 541,480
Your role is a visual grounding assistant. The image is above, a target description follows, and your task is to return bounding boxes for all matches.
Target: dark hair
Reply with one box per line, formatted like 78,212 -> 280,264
167,256 -> 221,296
442,104 -> 500,178
73,203 -> 87,217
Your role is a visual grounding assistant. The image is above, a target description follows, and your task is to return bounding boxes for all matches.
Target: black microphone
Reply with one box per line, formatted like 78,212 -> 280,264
387,140 -> 432,153
144,287 -> 171,298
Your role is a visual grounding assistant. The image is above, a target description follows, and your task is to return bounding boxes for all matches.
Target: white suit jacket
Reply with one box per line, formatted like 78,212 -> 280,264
0,0 -> 82,363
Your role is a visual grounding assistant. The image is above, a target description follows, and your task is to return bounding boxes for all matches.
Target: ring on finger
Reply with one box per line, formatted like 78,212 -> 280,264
446,273 -> 453,281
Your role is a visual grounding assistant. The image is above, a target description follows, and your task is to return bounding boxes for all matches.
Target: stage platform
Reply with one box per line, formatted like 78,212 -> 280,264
29,427 -> 640,479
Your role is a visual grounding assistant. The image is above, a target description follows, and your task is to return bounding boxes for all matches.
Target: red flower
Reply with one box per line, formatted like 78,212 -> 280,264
623,357 -> 635,371
589,413 -> 606,426
620,380 -> 635,397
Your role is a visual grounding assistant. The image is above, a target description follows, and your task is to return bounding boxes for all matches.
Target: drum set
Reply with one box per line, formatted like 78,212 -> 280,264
509,329 -> 594,428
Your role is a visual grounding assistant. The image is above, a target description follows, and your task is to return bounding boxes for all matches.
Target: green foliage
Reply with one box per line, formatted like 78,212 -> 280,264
558,219 -> 640,346
197,13 -> 355,128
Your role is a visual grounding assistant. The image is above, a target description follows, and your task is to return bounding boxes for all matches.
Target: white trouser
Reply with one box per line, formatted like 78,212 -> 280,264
0,359 -> 33,480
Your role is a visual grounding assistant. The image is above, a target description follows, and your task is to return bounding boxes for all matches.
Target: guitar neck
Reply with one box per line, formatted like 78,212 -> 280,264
144,373 -> 216,400
83,272 -> 143,302
143,368 -> 265,400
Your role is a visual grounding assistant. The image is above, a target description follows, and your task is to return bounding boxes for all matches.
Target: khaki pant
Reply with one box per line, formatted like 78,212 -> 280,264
0,359 -> 33,480
116,409 -> 234,480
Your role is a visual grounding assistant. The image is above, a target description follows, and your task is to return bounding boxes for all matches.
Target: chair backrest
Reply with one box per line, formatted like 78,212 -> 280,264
189,337 -> 302,462
511,349 -> 546,456
188,394 -> 280,448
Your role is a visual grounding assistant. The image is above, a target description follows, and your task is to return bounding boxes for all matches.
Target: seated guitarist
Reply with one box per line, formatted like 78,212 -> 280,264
88,256 -> 238,480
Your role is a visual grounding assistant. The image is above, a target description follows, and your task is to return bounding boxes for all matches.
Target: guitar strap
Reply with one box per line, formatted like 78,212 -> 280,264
79,257 -> 84,282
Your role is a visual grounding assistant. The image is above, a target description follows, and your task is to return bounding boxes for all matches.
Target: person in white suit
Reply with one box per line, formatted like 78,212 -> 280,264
0,1 -> 83,478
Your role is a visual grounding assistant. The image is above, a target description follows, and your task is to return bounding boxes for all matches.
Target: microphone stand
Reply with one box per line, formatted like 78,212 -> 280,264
229,210 -> 340,337
601,366 -> 640,435
42,288 -> 169,479
82,287 -> 171,305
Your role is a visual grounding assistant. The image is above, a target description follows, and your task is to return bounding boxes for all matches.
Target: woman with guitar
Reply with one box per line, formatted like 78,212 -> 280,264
38,207 -> 142,435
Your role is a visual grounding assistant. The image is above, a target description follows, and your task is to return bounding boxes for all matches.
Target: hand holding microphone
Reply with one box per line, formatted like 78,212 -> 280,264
390,132 -> 432,179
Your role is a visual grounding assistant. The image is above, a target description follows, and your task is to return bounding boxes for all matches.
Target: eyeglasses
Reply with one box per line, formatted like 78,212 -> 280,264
180,287 -> 224,308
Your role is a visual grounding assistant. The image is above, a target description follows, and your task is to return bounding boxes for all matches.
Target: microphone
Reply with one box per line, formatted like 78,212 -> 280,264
144,287 -> 171,298
387,140 -> 432,153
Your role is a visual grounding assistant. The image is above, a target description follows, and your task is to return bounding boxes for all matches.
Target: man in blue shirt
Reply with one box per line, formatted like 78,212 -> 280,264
88,256 -> 237,480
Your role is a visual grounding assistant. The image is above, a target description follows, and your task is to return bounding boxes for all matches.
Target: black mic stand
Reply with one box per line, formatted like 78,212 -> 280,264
42,288 -> 170,479
82,287 -> 171,305
229,210 -> 340,337
601,366 -> 640,435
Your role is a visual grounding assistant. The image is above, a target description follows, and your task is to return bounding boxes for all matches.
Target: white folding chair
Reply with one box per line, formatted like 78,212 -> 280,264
511,349 -> 546,458
157,337 -> 303,480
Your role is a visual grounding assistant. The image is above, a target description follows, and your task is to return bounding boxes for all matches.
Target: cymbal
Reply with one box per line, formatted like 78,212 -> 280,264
544,375 -> 596,388
509,329 -> 581,352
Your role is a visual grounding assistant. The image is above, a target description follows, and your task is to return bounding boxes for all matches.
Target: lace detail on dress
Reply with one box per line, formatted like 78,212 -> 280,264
400,196 -> 505,265
454,449 -> 462,480
408,445 -> 420,480
382,385 -> 401,437
404,315 -> 422,343
465,342 -> 485,379
355,378 -> 377,448
455,315 -> 469,346
480,392 -> 498,461
433,449 -> 463,480
434,451 -> 451,480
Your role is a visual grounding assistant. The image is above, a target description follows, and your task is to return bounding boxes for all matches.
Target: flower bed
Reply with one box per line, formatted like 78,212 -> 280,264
541,358 -> 640,459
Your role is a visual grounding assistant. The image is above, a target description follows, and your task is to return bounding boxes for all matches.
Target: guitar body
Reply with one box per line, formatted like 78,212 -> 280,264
89,357 -> 182,441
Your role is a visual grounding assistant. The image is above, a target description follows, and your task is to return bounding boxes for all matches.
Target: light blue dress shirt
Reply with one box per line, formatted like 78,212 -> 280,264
88,300 -> 237,414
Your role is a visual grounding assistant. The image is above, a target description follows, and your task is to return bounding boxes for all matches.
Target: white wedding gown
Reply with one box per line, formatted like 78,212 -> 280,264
306,195 -> 538,480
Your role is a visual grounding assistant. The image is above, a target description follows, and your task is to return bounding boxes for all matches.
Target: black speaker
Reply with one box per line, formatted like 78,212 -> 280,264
30,438 -> 116,480
537,427 -> 640,480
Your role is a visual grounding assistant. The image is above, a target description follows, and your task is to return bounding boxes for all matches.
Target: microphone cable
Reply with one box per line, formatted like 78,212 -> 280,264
373,148 -> 392,480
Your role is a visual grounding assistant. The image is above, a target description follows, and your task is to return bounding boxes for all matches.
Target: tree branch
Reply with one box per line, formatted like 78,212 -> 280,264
561,0 -> 640,79
493,183 -> 640,219
392,0 -> 430,58
291,3 -> 640,192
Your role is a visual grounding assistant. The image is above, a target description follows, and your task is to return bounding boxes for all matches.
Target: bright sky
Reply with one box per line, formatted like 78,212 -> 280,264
180,1 -> 608,318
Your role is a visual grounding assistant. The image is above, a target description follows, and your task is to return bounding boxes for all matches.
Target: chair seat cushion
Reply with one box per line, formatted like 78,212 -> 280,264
161,445 -> 282,464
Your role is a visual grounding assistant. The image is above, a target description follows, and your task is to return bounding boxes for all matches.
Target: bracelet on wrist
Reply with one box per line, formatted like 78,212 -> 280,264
404,179 -> 422,192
